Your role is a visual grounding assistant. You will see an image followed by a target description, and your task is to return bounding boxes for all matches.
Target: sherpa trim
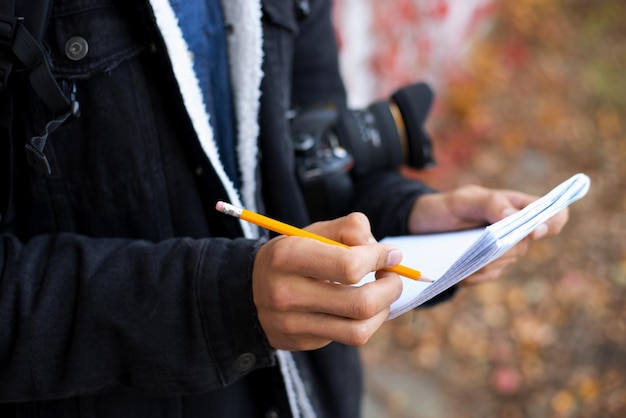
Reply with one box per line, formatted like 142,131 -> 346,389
145,2 -> 315,416
220,1 -> 264,216
147,0 -> 258,238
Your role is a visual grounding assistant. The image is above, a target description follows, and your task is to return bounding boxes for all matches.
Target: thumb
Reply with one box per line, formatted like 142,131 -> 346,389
488,190 -> 538,223
483,193 -> 518,224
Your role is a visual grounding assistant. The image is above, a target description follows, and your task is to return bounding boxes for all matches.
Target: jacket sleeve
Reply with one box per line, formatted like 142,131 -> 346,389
351,170 -> 437,239
0,231 -> 274,402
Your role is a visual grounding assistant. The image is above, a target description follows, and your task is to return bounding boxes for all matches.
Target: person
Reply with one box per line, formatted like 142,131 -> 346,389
0,0 -> 568,417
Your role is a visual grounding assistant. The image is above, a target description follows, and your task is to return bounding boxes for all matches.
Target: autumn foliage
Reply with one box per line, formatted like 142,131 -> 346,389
335,1 -> 626,417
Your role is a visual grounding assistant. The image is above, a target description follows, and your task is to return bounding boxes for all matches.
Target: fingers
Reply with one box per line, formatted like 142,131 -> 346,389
257,270 -> 403,319
409,185 -> 571,237
307,212 -> 377,246
463,252 -> 517,284
463,239 -> 529,285
530,207 -> 569,239
267,307 -> 391,351
267,214 -> 401,285
258,274 -> 400,350
254,265 -> 402,350
487,189 -> 570,240
408,186 -> 534,233
449,187 -> 535,226
252,213 -> 404,351
474,189 -> 571,238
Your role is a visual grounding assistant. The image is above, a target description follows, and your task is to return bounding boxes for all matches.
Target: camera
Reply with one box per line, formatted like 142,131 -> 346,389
291,82 -> 436,221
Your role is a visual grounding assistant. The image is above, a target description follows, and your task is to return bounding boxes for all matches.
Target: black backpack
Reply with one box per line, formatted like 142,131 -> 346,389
0,0 -> 78,227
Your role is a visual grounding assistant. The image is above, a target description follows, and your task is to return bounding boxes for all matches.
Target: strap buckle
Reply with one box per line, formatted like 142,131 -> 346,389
0,14 -> 22,48
25,79 -> 80,175
0,14 -> 23,91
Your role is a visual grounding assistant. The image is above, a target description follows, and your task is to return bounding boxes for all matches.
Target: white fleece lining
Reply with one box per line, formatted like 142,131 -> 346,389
220,1 -> 263,216
277,350 -> 318,418
147,0 -> 257,238
147,1 -> 316,416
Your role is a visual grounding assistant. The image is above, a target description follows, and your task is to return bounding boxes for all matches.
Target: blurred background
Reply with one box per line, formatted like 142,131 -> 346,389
332,0 -> 626,417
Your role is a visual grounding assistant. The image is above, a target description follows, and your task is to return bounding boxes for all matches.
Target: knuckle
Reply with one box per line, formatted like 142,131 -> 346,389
275,315 -> 299,336
459,184 -> 483,197
268,281 -> 294,312
282,320 -> 300,336
268,239 -> 291,268
340,212 -> 373,245
350,290 -> 378,319
486,192 -> 502,207
347,323 -> 374,346
345,212 -> 369,228
340,256 -> 365,283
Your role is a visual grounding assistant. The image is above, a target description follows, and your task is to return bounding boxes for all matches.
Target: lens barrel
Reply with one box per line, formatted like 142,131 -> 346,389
334,82 -> 435,176
290,81 -> 436,221
335,102 -> 403,176
391,82 -> 435,169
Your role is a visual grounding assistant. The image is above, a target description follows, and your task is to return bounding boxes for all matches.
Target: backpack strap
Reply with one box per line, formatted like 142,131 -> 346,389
0,94 -> 16,230
0,0 -> 18,227
1,0 -> 80,175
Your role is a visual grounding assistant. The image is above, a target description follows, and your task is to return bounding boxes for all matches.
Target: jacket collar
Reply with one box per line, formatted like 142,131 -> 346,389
147,0 -> 263,239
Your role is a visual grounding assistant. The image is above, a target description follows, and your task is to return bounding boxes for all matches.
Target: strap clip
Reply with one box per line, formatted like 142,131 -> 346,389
25,80 -> 80,175
0,14 -> 22,48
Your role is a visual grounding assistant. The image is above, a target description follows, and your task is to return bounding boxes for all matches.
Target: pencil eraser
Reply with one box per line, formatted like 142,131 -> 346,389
215,201 -> 224,212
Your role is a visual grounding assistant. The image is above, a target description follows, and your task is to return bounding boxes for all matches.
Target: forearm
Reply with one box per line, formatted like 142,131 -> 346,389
0,232 -> 272,401
351,170 -> 437,239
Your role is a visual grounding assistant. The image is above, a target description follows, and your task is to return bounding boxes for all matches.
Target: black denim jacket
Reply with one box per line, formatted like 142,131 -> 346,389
0,0 -> 434,416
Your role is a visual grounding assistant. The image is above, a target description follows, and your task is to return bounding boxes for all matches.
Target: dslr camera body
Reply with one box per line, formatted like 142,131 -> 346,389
291,82 -> 436,221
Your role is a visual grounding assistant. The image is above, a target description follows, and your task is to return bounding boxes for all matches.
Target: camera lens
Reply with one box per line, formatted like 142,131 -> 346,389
290,82 -> 436,221
335,101 -> 403,176
391,83 -> 435,169
334,82 -> 435,176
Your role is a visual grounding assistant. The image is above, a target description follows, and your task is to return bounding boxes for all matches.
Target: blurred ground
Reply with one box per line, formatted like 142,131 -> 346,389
353,1 -> 626,417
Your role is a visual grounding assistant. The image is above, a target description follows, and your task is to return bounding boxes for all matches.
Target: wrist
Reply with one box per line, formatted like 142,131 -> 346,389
407,192 -> 445,234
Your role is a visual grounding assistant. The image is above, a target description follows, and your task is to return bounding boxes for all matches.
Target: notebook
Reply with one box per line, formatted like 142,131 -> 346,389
358,173 -> 591,319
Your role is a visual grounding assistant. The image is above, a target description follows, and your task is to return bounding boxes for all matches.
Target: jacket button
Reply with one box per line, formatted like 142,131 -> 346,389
235,353 -> 256,371
65,36 -> 89,61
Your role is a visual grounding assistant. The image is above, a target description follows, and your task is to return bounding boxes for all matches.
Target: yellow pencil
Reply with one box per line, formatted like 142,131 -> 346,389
215,201 -> 431,283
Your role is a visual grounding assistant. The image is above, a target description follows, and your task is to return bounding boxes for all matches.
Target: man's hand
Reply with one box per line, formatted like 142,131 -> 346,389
408,185 -> 569,284
253,213 -> 403,351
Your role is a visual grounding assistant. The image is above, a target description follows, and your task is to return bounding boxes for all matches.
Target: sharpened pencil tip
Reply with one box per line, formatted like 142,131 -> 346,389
420,276 -> 434,283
